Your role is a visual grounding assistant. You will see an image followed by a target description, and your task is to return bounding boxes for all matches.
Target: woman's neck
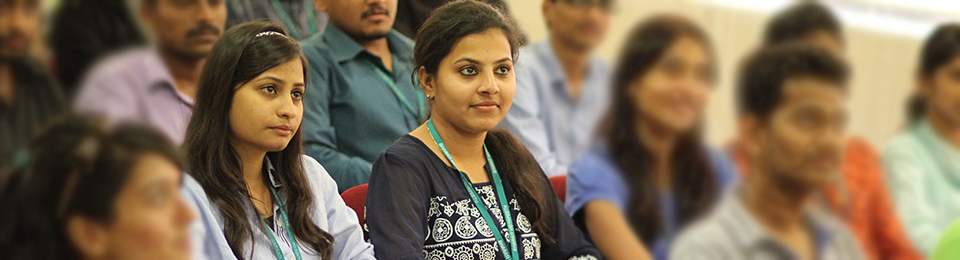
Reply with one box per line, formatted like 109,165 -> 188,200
637,119 -> 678,190
231,140 -> 268,189
428,117 -> 486,166
928,109 -> 960,149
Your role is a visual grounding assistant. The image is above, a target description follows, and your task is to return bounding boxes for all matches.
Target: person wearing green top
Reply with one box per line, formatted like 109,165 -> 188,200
931,218 -> 960,260
882,23 -> 960,255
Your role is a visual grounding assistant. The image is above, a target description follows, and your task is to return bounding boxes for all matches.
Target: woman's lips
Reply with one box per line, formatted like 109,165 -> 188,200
270,126 -> 294,137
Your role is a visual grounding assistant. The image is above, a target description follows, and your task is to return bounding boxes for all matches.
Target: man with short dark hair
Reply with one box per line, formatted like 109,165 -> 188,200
0,0 -> 66,167
727,3 -> 922,259
672,44 -> 865,260
301,0 -> 424,192
74,0 -> 227,145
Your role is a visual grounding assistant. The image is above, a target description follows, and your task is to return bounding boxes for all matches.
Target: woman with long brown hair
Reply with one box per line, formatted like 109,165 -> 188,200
364,1 -> 600,259
180,21 -> 374,260
564,15 -> 738,260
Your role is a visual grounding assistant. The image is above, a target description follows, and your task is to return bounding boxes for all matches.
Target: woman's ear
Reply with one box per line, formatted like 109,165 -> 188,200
66,216 -> 109,259
418,67 -> 435,100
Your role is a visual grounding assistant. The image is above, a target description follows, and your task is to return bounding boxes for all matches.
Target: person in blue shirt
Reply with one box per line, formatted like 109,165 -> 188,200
181,22 -> 374,260
1,115 -> 197,260
301,0 -> 425,192
497,0 -> 615,176
365,2 -> 601,259
565,15 -> 738,260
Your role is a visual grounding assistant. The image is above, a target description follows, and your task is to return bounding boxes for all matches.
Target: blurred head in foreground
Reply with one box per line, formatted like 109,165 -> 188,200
0,115 -> 195,260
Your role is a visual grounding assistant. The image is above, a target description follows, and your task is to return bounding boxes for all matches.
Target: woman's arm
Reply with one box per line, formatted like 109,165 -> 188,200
301,156 -> 376,260
583,201 -> 651,260
366,151 -> 431,260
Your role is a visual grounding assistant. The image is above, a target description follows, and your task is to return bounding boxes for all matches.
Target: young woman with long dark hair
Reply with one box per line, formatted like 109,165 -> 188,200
882,22 -> 960,255
564,15 -> 738,260
1,115 -> 196,260
180,21 -> 374,260
364,1 -> 600,259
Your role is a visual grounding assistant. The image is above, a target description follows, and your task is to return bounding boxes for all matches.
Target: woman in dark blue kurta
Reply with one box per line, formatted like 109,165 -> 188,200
368,135 -> 600,260
364,2 -> 601,260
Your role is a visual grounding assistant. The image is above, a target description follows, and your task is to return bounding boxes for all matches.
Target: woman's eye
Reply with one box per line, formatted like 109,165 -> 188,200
460,67 -> 478,76
292,90 -> 303,100
150,192 -> 168,206
495,66 -> 510,75
261,85 -> 277,94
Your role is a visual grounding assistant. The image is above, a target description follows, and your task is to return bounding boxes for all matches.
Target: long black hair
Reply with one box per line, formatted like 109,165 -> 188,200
601,14 -> 718,243
0,115 -> 182,260
413,0 -> 558,246
182,21 -> 333,259
908,23 -> 960,123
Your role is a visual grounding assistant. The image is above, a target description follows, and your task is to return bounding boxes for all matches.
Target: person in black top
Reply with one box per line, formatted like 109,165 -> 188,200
365,2 -> 601,260
1,0 -> 66,168
48,0 -> 145,95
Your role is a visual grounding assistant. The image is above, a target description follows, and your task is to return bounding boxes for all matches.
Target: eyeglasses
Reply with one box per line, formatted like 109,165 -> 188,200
561,0 -> 616,12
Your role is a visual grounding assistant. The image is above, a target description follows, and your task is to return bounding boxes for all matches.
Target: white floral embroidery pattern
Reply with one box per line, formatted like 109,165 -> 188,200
433,218 -> 453,242
456,216 -> 478,239
567,255 -> 598,260
424,184 -> 541,260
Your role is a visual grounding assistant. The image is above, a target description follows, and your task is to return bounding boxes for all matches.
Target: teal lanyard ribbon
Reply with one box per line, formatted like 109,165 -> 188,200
261,185 -> 303,260
367,60 -> 425,121
426,119 -> 519,260
269,0 -> 316,39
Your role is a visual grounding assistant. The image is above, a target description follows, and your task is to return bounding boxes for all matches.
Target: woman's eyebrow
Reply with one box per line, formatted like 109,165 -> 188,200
453,57 -> 513,64
258,76 -> 286,84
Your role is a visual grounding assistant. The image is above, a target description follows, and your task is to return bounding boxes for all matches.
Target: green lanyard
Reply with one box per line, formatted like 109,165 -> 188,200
368,60 -> 425,121
426,119 -> 519,260
260,185 -> 303,260
269,0 -> 317,39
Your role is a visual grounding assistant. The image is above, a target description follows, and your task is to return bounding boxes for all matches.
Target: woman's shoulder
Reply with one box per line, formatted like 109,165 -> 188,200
568,143 -> 625,187
376,135 -> 439,166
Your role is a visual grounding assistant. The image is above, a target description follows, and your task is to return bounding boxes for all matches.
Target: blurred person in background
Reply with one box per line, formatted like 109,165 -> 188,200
497,0 -> 614,177
365,2 -> 601,259
73,0 -> 226,146
0,0 -> 66,168
564,15 -> 738,260
301,0 -> 425,192
726,2 -> 921,259
49,0 -> 145,95
182,21 -> 375,260
0,115 -> 196,260
882,22 -> 960,255
392,0 -> 517,40
227,0 -> 328,40
931,218 -> 960,260
672,43 -> 864,260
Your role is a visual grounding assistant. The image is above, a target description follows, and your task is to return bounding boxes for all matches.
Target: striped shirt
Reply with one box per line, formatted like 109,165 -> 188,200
74,48 -> 194,145
671,189 -> 865,260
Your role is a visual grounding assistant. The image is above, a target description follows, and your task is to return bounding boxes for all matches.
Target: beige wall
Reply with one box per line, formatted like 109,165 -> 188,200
505,0 -> 928,148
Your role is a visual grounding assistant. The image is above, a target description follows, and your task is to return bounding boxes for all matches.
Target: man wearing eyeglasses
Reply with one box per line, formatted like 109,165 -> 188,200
497,0 -> 614,177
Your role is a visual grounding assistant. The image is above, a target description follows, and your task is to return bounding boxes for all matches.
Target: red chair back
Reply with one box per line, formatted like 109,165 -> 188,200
341,184 -> 369,225
549,175 -> 567,203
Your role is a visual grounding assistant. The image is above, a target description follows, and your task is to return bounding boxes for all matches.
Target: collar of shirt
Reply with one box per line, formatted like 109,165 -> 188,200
916,119 -> 960,184
321,22 -> 414,65
529,39 -> 607,99
264,156 -> 282,189
721,187 -> 841,258
143,48 -> 196,106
